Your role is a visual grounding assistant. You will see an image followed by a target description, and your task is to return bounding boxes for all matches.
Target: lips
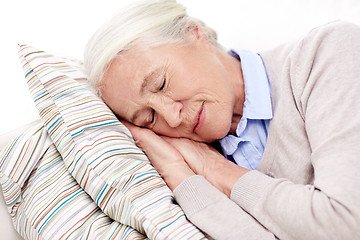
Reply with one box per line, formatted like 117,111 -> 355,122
192,102 -> 205,132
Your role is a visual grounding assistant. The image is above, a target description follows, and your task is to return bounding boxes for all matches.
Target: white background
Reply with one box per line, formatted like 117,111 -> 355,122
0,1 -> 360,239
1,0 -> 360,135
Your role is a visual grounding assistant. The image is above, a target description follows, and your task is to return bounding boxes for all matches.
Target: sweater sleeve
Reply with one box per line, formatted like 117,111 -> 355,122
231,21 -> 360,239
173,175 -> 275,240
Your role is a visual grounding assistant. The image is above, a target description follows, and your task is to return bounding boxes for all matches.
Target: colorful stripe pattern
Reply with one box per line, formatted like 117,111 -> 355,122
0,45 -> 205,239
0,123 -> 145,239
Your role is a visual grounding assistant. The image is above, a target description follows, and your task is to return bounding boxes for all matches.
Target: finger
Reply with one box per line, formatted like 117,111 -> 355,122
120,120 -> 132,129
134,131 -> 195,190
120,120 -> 140,136
136,130 -> 181,161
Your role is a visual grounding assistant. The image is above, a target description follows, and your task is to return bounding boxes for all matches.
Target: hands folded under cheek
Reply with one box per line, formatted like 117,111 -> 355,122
123,121 -> 248,196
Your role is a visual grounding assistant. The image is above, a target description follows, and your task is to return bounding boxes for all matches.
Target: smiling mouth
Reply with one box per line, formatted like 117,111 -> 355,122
193,102 -> 205,132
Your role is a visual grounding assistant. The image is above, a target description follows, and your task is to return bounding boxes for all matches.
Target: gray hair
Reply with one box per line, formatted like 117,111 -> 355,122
83,0 -> 219,97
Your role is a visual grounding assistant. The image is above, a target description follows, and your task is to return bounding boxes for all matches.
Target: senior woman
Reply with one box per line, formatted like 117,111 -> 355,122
83,0 -> 360,239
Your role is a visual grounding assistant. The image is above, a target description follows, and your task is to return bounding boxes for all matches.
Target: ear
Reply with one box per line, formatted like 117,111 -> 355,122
186,24 -> 212,49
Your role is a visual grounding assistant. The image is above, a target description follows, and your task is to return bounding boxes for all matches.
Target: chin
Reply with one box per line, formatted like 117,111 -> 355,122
200,125 -> 231,143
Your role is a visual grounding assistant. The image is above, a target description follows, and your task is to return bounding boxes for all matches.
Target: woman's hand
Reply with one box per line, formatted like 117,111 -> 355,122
163,137 -> 249,197
123,121 -> 248,196
123,121 -> 195,190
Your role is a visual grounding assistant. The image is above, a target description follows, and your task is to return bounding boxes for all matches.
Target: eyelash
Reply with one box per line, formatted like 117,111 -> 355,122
159,75 -> 166,91
150,109 -> 155,123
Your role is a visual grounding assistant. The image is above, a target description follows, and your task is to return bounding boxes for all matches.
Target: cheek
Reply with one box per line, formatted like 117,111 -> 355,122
209,105 -> 233,136
152,120 -> 182,138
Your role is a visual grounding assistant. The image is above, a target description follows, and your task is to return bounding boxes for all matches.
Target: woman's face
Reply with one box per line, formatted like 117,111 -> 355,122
101,36 -> 238,143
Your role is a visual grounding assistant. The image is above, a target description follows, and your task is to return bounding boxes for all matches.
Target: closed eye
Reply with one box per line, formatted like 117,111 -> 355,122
159,75 -> 166,91
151,109 -> 155,123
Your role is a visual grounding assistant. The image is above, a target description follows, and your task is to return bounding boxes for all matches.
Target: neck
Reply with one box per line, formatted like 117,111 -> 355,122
213,46 -> 245,135
219,49 -> 245,135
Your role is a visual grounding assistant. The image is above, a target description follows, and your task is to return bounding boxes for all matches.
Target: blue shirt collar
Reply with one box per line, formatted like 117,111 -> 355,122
230,49 -> 272,137
219,49 -> 272,156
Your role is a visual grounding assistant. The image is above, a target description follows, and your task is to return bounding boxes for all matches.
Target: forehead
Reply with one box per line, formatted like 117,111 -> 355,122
103,46 -> 165,84
100,46 -> 168,119
101,42 -> 183,93
105,49 -> 148,81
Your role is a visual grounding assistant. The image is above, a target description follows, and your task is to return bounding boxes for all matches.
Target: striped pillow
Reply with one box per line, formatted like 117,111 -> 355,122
0,123 -> 145,239
11,45 -> 205,239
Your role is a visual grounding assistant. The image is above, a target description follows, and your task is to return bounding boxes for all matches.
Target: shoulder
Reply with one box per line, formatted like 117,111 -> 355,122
260,20 -> 360,117
310,20 -> 360,33
301,21 -> 360,50
261,21 -> 360,61
286,21 -> 360,93
260,21 -> 360,92
278,21 -> 360,63
294,21 -> 360,75
263,21 -> 360,76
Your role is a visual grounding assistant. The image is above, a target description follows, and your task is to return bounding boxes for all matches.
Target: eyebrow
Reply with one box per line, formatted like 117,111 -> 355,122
140,66 -> 162,94
131,67 -> 162,124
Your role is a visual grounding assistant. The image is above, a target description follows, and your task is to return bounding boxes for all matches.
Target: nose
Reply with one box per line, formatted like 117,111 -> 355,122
154,97 -> 183,128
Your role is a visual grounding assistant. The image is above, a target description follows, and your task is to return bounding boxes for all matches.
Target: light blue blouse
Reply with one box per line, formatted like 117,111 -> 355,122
219,49 -> 272,170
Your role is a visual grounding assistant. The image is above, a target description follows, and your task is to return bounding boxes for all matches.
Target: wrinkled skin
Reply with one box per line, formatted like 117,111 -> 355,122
101,27 -> 248,194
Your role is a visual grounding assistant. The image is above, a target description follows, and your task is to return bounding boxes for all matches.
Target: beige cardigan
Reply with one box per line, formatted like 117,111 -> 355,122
173,21 -> 360,240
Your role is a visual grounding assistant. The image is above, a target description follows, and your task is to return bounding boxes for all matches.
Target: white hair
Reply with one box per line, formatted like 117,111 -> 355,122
83,0 -> 219,97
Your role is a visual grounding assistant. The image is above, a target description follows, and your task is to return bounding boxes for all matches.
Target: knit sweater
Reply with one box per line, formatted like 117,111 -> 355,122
173,21 -> 360,240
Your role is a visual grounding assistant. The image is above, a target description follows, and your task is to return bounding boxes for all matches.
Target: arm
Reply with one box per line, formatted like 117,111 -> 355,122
173,175 -> 275,240
231,21 -> 360,239
125,123 -> 275,239
161,136 -> 248,197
